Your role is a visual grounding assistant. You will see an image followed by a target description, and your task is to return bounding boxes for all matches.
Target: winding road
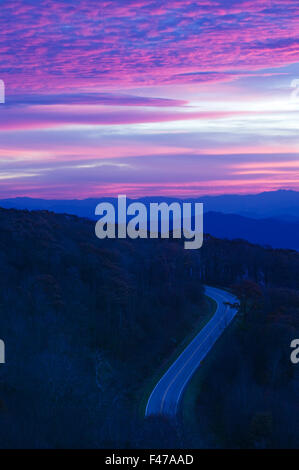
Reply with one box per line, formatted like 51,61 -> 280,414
145,285 -> 239,417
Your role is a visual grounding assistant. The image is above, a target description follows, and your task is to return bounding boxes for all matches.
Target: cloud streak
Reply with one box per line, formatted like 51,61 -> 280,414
0,0 -> 298,197
1,0 -> 299,92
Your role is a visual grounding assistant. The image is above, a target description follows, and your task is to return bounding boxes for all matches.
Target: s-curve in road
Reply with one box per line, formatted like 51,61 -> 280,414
145,285 -> 239,417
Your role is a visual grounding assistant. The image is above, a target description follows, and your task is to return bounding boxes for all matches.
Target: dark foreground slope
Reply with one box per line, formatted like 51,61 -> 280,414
0,208 -> 298,448
0,208 -> 206,448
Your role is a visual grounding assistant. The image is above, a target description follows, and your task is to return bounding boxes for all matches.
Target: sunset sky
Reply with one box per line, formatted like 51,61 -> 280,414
0,0 -> 299,198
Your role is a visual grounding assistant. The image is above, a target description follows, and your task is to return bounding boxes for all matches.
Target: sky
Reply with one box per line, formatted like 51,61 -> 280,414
0,0 -> 298,198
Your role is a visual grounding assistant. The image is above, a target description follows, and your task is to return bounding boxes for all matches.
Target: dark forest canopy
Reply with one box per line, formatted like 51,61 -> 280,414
0,207 -> 298,448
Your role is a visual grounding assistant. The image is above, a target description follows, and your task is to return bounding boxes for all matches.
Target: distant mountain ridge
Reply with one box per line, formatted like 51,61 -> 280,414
205,212 -> 299,251
0,190 -> 298,250
1,189 -> 298,220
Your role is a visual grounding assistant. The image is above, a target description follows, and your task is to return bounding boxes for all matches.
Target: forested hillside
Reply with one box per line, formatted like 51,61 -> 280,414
0,208 -> 298,448
184,240 -> 299,449
0,207 -> 205,448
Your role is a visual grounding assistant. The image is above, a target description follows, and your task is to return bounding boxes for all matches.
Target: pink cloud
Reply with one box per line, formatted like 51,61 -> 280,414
0,0 -> 298,199
0,105 -> 265,131
0,0 -> 298,93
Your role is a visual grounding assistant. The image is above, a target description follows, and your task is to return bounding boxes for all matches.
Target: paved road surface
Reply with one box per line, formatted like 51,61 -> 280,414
145,285 -> 239,417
